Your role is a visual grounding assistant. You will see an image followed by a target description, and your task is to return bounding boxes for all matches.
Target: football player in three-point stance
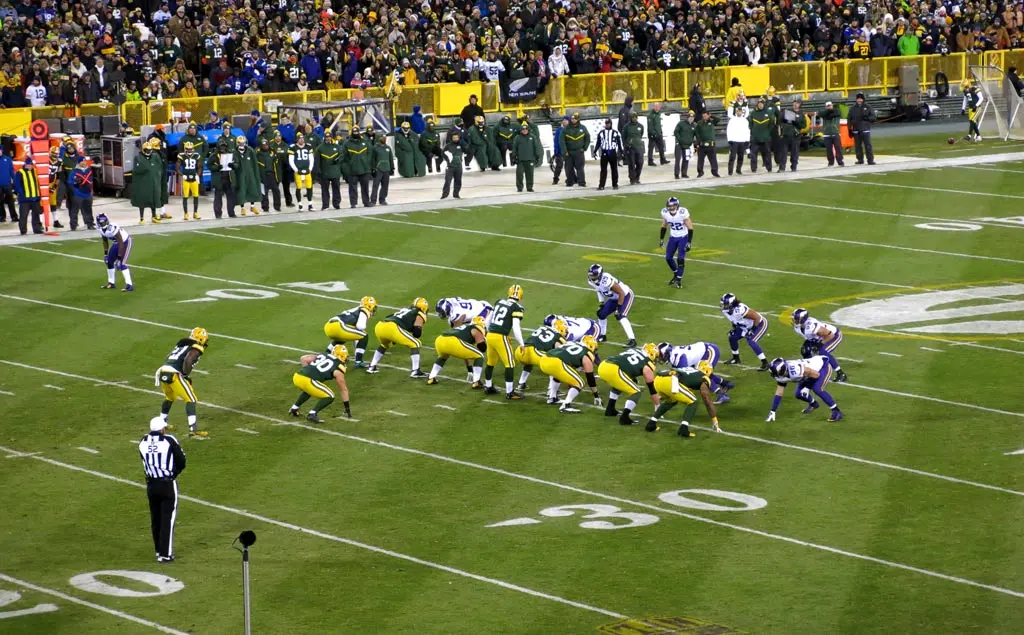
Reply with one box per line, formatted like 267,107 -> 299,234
542,314 -> 600,342
790,308 -> 848,382
656,341 -> 733,404
324,296 -> 378,367
720,293 -> 770,370
587,264 -> 638,346
484,284 -> 526,399
598,343 -> 661,426
658,196 -> 694,288
291,344 -> 351,423
648,362 -> 721,437
515,319 -> 567,393
97,214 -> 135,292
767,355 -> 843,422
539,335 -> 602,414
367,297 -> 430,377
426,316 -> 488,387
155,327 -> 209,439
435,297 -> 494,327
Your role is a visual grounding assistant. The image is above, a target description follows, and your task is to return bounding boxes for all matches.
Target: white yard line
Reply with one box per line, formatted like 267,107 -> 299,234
281,358 -> 301,364
192,369 -> 209,375
821,177 -> 1024,201
435,404 -> 457,411
836,356 -> 864,364
964,165 -> 1024,174
326,218 -> 344,223
76,446 -> 100,455
1003,448 -> 1024,456
878,352 -> 904,358
920,347 -> 945,353
0,447 -> 626,620
3,387 -> 1022,601
234,363 -> 258,370
367,216 -> 914,288
235,428 -> 259,435
662,317 -> 686,323
0,572 -> 187,634
483,399 -> 507,406
220,226 -> 241,231
386,410 -> 409,417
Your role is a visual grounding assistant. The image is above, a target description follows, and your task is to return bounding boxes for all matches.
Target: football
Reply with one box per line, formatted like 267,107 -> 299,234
947,137 -> 956,144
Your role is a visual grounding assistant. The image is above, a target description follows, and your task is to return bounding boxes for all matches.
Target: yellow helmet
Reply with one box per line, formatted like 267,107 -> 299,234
360,295 -> 378,314
641,343 -> 658,361
330,344 -> 349,363
507,284 -> 523,301
961,79 -> 973,91
696,360 -> 714,376
183,141 -> 194,150
472,315 -> 487,329
581,334 -> 598,352
189,327 -> 209,347
414,297 -> 429,313
552,319 -> 568,338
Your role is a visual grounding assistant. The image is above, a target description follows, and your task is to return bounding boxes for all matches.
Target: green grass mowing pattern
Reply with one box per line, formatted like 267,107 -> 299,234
0,159 -> 1022,634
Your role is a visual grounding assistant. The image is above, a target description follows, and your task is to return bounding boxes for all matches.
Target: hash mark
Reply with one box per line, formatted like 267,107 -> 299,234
43,384 -> 65,391
662,317 -> 686,323
234,364 -> 258,370
701,313 -> 720,319
484,399 -> 507,406
76,447 -> 100,455
281,358 -> 301,364
1005,448 -> 1024,456
836,356 -> 864,363
878,352 -> 903,358
294,221 -> 310,225
334,416 -> 361,422
221,227 -> 241,232
235,428 -> 259,435
387,410 -> 409,417
423,210 -> 441,214
0,389 -> 15,396
920,347 -> 944,353
192,369 -> 210,375
326,218 -> 344,223
435,404 -> 457,411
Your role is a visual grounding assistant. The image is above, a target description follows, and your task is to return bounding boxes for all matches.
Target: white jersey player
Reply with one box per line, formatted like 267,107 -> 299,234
791,308 -> 847,382
658,197 -> 694,287
97,214 -> 134,292
586,264 -> 637,345
766,356 -> 843,422
719,293 -> 769,370
435,297 -> 494,327
656,341 -> 732,403
543,314 -> 600,342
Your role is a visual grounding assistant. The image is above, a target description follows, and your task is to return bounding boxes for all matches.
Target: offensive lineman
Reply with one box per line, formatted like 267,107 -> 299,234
720,293 -> 769,370
367,298 -> 430,377
515,319 -> 567,392
539,335 -> 602,413
766,356 -> 844,422
586,264 -> 638,346
648,363 -> 721,437
657,196 -> 694,288
791,308 -> 848,382
324,296 -> 378,367
426,316 -> 488,387
598,343 -> 661,426
97,213 -> 135,292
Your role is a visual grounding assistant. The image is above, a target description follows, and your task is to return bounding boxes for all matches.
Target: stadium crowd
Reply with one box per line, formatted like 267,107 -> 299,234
0,0 -> 1021,109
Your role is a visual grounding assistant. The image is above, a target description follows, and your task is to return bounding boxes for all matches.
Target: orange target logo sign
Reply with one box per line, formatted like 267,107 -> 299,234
30,120 -> 49,140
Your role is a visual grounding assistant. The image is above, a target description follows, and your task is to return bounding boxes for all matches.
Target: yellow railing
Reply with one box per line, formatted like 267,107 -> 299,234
0,51 -> 1020,134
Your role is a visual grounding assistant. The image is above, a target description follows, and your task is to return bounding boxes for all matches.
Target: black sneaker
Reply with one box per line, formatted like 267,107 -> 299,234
835,369 -> 849,383
725,357 -> 741,365
677,424 -> 695,438
604,406 -> 619,417
619,414 -> 636,426
306,412 -> 324,424
645,419 -> 660,432
483,386 -> 499,395
288,408 -> 301,417
758,360 -> 770,371
505,392 -> 523,400
597,335 -> 607,343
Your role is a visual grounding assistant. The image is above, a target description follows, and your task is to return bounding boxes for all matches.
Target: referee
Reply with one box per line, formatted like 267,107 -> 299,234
593,119 -> 623,190
139,417 -> 186,563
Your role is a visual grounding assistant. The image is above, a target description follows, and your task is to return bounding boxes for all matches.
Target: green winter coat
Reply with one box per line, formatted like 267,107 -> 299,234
256,147 -> 279,183
817,108 -> 841,136
561,123 -> 591,153
419,126 -> 441,160
157,152 -> 169,205
673,119 -> 695,146
493,121 -> 517,148
442,141 -> 464,171
230,146 -> 262,203
394,130 -> 421,178
518,118 -> 541,141
130,151 -> 161,209
467,124 -> 493,168
212,137 -> 235,189
342,138 -> 372,176
748,107 -> 774,143
178,133 -> 206,160
624,121 -> 645,150
646,108 -> 663,140
373,142 -> 395,173
781,111 -> 807,138
765,100 -> 782,139
510,131 -> 542,164
272,141 -> 290,177
695,117 -> 718,146
315,142 -> 343,179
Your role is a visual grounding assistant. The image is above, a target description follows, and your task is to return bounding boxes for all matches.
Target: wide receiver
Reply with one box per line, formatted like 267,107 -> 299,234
97,214 -> 135,292
154,327 -> 209,439
515,319 -> 567,393
426,316 -> 488,387
291,345 -> 351,423
657,196 -> 694,288
598,343 -> 661,426
324,296 -> 378,367
539,335 -> 601,413
648,363 -> 720,437
367,297 -> 430,377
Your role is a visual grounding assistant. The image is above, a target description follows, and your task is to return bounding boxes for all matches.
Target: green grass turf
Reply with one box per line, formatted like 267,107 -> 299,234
0,152 -> 1022,634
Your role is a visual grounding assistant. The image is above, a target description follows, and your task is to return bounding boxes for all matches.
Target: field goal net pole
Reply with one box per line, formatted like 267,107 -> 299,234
968,65 -> 1024,141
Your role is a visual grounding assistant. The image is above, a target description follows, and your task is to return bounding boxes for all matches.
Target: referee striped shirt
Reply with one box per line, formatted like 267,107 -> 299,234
596,128 -> 623,154
139,432 -> 186,480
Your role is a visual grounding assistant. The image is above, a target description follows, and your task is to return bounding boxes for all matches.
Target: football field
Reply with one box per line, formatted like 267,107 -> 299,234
1,145 -> 1022,634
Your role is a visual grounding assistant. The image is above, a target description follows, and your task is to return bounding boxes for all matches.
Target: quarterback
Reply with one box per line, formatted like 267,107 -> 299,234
367,298 -> 430,377
324,296 -> 378,367
484,284 -> 526,399
154,327 -> 209,439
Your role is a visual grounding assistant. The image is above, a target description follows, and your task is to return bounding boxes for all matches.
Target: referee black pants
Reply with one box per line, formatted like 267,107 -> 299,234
599,151 -> 619,188
147,478 -> 178,558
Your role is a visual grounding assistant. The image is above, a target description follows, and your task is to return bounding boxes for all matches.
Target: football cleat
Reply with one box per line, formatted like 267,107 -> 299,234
151,217 -> 162,224
801,401 -> 820,414
306,412 -> 324,424
483,386 -> 499,395
101,282 -> 116,289
828,409 -> 844,422
618,414 -> 636,426
758,359 -> 771,372
645,419 -> 660,432
677,423 -> 695,438
559,404 -> 581,413
157,556 -> 175,563
668,277 -> 681,288
546,397 -> 560,405
835,369 -> 849,383
627,339 -> 638,347
426,377 -> 438,385
714,393 -> 731,405
354,361 -> 366,369
288,408 -> 301,417
604,405 -> 619,417
596,334 -> 607,343
365,367 -> 379,374
470,381 -> 483,390
122,285 -> 135,292
188,429 -> 209,439
505,392 -> 523,400
192,212 -> 201,220
725,356 -> 741,365
410,370 -> 427,378
587,263 -> 603,282
517,383 -> 528,392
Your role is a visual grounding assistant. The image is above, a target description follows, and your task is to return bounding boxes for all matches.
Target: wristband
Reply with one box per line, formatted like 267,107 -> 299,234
585,372 -> 597,388
659,227 -> 666,240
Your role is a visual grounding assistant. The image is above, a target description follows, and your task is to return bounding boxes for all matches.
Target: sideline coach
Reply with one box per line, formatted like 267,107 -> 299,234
139,417 -> 186,562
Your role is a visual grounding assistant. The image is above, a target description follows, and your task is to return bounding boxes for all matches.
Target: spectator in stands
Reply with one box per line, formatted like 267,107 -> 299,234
25,77 -> 47,107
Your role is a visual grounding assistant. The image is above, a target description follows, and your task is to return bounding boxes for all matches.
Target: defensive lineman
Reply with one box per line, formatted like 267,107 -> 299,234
720,293 -> 770,370
766,356 -> 844,422
97,214 -> 135,292
543,314 -> 600,342
791,308 -> 848,382
658,196 -> 694,288
587,264 -> 637,346
436,297 -> 494,327
657,341 -> 733,403
139,417 -> 186,563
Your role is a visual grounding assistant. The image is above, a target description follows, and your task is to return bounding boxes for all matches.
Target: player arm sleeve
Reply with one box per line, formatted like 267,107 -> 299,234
512,318 -> 525,347
585,372 -> 597,388
646,381 -> 657,395
659,226 -> 666,240
687,227 -> 694,243
771,394 -> 783,412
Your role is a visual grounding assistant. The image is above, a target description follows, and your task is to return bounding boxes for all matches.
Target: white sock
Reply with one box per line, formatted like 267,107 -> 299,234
505,380 -> 514,394
187,415 -> 197,428
624,399 -> 637,412
106,268 -> 116,284
429,363 -> 442,380
758,353 -> 766,361
160,413 -> 168,422
369,350 -> 384,369
518,370 -> 530,385
484,378 -> 492,388
411,353 -> 420,371
472,365 -> 483,382
547,377 -> 558,399
598,318 -> 608,335
565,387 -> 580,404
122,269 -> 133,286
619,317 -> 636,340
731,349 -> 740,356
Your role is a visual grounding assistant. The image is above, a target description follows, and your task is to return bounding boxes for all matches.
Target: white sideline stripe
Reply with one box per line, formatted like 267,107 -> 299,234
368,216 -> 912,289
234,363 -> 258,370
235,428 -> 259,435
435,404 -> 457,411
964,165 -> 1024,174
76,446 -> 100,454
662,317 -> 686,323
822,177 -> 1024,200
878,352 -> 904,358
0,572 -> 188,634
920,347 -> 945,353
0,447 -> 625,620
836,356 -> 864,364
522,202 -> 1024,266
1005,448 -> 1024,456
423,210 -> 441,214
387,410 -> 409,417
294,221 -> 310,225
6,293 -> 1024,468
4,378 -> 1022,602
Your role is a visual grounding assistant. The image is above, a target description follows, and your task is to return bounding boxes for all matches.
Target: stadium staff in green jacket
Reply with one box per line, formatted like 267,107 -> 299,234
256,137 -> 281,213
817,101 -> 845,167
673,110 -> 695,179
493,115 -> 517,167
778,100 -> 807,173
748,98 -> 774,173
230,135 -> 262,216
419,120 -> 443,173
316,131 -> 343,210
394,122 -> 422,178
342,127 -> 372,208
646,103 -> 668,166
623,112 -> 645,184
511,122 -> 543,192
694,111 -> 720,178
561,112 -> 590,187
371,134 -> 394,206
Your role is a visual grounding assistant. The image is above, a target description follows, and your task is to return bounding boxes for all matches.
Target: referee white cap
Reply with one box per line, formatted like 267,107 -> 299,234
150,417 -> 167,432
